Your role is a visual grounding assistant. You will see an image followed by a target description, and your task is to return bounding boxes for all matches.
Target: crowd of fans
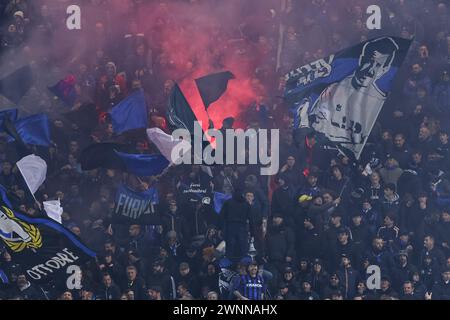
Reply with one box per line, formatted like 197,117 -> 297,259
0,0 -> 449,300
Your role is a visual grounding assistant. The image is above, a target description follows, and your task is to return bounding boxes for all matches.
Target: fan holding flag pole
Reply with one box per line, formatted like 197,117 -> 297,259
195,71 -> 235,129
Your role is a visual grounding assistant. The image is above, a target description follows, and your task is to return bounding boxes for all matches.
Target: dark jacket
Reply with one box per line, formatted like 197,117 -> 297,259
436,220 -> 450,248
431,279 -> 450,300
350,223 -> 372,252
265,224 -> 296,262
310,270 -> 329,298
161,211 -> 188,241
220,194 -> 252,228
377,225 -> 400,243
419,247 -> 446,269
380,193 -> 401,216
298,290 -> 320,300
146,270 -> 175,300
336,266 -> 360,299
391,261 -> 418,292
365,248 -> 393,275
390,146 -> 411,169
122,277 -> 147,300
9,283 -> 44,300
96,283 -> 122,300
330,240 -> 359,272
297,226 -> 323,261
271,186 -> 296,221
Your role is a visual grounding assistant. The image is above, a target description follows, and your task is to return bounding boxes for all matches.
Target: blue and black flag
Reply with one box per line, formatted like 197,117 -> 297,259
284,37 -> 412,159
166,83 -> 199,134
80,143 -> 169,177
0,185 -> 96,284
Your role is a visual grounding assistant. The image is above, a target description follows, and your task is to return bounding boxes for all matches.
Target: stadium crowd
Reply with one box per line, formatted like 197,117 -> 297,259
0,0 -> 450,300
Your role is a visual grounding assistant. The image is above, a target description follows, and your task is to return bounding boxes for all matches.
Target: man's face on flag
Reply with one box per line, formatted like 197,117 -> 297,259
354,50 -> 391,88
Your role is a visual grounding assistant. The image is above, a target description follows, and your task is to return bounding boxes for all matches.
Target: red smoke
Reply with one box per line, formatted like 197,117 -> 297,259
31,0 -> 276,129
127,0 -> 272,129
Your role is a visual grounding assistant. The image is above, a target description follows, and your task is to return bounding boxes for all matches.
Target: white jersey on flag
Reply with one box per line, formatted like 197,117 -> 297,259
311,75 -> 386,159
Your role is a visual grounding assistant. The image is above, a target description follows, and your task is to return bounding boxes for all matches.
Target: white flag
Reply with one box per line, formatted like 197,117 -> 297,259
16,154 -> 47,195
43,200 -> 63,224
146,128 -> 191,164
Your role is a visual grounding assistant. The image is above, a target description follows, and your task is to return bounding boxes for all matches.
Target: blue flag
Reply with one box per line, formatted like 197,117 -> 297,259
213,191 -> 232,214
284,37 -> 412,159
114,184 -> 161,224
7,113 -> 51,147
110,89 -> 148,134
114,150 -> 169,177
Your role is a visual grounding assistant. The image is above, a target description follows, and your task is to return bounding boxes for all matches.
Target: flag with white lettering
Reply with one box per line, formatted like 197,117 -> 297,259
113,184 -> 161,225
0,185 -> 96,284
284,37 -> 411,159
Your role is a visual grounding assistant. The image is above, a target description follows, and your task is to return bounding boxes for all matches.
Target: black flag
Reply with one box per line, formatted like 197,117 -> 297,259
64,103 -> 98,133
3,115 -> 31,159
195,71 -> 235,109
0,66 -> 33,105
166,83 -> 199,134
79,143 -> 129,171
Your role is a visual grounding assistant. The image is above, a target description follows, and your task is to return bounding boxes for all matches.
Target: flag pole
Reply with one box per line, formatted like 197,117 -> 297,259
276,0 -> 287,73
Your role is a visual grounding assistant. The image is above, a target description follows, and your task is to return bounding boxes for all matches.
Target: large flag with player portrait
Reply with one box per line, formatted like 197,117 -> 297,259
0,185 -> 96,284
284,37 -> 412,159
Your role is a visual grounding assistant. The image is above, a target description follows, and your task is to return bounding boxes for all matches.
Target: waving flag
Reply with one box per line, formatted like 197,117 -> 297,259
146,127 -> 191,164
284,37 -> 412,159
48,75 -> 78,107
16,154 -> 47,195
43,200 -> 63,224
64,103 -> 98,133
79,143 -> 128,171
8,113 -> 51,147
110,89 -> 148,134
80,143 -> 169,176
195,71 -> 235,109
0,185 -> 95,284
167,83 -> 198,134
114,151 -> 169,177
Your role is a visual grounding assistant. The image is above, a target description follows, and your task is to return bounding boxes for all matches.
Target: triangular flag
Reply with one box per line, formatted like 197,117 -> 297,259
16,154 -> 47,195
195,71 -> 235,109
